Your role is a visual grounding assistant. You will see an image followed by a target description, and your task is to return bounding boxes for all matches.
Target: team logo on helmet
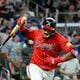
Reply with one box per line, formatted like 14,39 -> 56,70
46,21 -> 52,27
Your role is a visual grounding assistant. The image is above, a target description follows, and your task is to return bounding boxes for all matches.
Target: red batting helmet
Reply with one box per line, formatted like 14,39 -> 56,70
42,17 -> 56,31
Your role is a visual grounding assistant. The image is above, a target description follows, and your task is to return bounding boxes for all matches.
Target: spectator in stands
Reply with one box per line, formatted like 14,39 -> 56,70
76,0 -> 80,10
60,58 -> 79,80
26,8 -> 35,17
0,52 -> 11,80
29,19 -> 41,30
0,18 -> 8,32
14,0 -> 22,14
0,27 -> 12,53
0,0 -> 11,20
43,0 -> 54,12
5,2 -> 15,20
11,56 -> 24,80
7,35 -> 22,59
58,0 -> 70,12
74,9 -> 80,22
22,43 -> 30,64
58,0 -> 70,22
52,0 -> 60,11
19,2 -> 35,17
70,31 -> 80,58
65,4 -> 75,22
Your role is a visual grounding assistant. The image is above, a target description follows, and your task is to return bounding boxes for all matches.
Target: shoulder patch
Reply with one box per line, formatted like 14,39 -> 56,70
66,42 -> 72,47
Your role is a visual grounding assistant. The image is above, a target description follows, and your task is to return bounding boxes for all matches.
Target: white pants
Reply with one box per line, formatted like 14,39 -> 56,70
26,63 -> 55,80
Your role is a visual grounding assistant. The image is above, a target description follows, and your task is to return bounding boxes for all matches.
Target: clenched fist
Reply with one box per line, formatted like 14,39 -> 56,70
17,16 -> 27,27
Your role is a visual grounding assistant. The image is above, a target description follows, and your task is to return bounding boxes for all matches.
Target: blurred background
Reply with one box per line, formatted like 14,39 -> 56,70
0,0 -> 80,80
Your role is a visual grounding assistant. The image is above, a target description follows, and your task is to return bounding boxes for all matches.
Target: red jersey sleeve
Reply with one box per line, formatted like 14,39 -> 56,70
56,32 -> 74,53
20,25 -> 36,41
20,26 -> 42,42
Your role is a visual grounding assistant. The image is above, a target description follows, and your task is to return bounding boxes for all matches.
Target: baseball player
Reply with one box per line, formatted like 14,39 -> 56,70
17,17 -> 77,80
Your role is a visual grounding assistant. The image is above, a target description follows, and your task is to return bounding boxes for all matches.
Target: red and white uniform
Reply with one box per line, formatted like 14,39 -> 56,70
20,26 -> 74,70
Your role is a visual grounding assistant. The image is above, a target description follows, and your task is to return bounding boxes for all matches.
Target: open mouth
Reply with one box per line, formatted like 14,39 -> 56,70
43,32 -> 50,38
43,29 -> 55,38
44,34 -> 49,37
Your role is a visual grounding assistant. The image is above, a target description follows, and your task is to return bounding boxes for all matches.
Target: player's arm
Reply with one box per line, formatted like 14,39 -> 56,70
44,49 -> 77,65
17,17 -> 36,40
61,49 -> 76,60
44,40 -> 77,65
53,40 -> 77,64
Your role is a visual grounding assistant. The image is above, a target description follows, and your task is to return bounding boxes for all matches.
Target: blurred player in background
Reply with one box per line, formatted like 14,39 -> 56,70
17,17 -> 77,80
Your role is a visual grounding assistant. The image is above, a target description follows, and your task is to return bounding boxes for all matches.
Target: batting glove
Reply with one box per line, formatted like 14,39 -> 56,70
17,17 -> 26,32
17,17 -> 25,25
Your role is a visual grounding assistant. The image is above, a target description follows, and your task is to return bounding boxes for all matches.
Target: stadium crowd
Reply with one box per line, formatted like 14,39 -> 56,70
0,0 -> 80,80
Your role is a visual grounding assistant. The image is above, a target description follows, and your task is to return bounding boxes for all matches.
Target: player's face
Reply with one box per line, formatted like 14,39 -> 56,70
42,28 -> 55,39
